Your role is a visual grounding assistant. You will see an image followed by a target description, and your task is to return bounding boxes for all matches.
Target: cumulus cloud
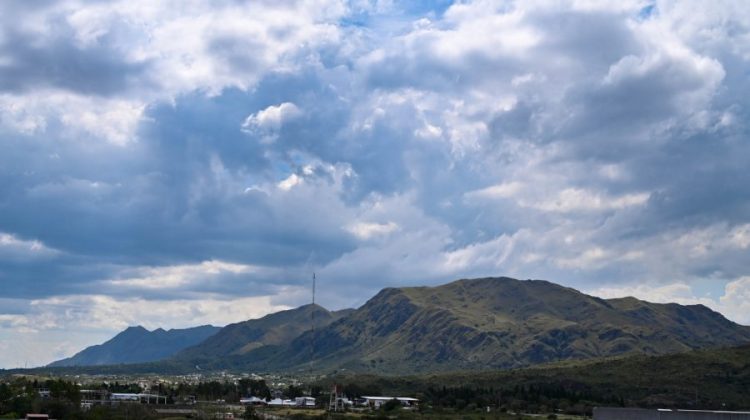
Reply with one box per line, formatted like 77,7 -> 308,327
346,221 -> 399,239
2,0 -> 750,367
243,103 -> 303,131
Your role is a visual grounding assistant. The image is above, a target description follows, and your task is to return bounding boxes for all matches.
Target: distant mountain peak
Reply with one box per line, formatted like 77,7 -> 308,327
48,324 -> 220,367
124,325 -> 148,332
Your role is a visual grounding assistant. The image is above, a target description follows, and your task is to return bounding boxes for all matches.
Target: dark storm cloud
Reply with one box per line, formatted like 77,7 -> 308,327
0,8 -> 150,96
0,31 -> 149,95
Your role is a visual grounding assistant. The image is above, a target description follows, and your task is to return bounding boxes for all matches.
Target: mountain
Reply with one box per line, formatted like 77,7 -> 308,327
48,325 -> 220,367
42,277 -> 750,374
228,277 -> 750,374
174,304 -> 353,362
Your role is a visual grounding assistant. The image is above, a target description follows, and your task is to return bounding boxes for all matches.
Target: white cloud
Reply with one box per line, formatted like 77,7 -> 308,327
531,188 -> 650,213
719,277 -> 750,325
0,232 -> 60,260
467,184 -> 649,212
0,93 -> 144,144
28,293 -> 293,332
277,173 -> 304,191
242,102 -> 303,143
347,221 -> 399,239
466,182 -> 525,199
107,260 -> 257,291
442,234 -> 515,273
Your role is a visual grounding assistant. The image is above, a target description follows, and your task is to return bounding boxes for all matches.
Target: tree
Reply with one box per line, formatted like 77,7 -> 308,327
382,398 -> 402,412
242,405 -> 259,420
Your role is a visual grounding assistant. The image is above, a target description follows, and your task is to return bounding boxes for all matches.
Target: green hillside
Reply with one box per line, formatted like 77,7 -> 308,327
175,304 -> 352,360
322,344 -> 750,411
241,277 -> 750,374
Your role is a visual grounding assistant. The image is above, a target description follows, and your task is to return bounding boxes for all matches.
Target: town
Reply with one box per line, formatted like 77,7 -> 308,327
0,372 -> 423,419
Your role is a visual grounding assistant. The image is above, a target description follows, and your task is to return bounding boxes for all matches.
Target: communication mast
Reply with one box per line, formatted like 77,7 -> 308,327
309,272 -> 316,378
328,383 -> 345,412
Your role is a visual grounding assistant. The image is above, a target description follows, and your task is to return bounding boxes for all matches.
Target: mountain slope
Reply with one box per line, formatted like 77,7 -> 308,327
48,325 -> 220,367
327,343 -> 750,409
240,277 -> 750,373
174,304 -> 353,361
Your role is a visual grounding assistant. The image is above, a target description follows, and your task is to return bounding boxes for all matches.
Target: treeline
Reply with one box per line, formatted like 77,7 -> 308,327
320,345 -> 750,415
1,378 -> 84,419
420,383 -> 625,415
324,380 -> 623,416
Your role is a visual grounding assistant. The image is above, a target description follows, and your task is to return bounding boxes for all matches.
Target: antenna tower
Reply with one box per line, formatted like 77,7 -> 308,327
310,272 -> 316,378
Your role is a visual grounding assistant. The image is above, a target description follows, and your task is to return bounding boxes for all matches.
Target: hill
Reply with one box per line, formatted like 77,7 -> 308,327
324,343 -> 750,410
224,277 -> 750,374
174,304 -> 353,362
48,325 -> 220,367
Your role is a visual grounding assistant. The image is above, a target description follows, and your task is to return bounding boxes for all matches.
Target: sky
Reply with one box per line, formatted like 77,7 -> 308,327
1,0 -> 749,368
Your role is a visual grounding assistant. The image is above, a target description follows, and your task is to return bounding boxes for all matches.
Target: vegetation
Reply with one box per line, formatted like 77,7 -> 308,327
318,344 -> 750,414
178,277 -> 750,375
175,304 -> 353,360
2,344 -> 750,418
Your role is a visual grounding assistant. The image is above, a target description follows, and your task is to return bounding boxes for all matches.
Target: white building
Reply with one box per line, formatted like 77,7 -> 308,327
360,396 -> 419,409
295,396 -> 316,407
267,398 -> 296,407
239,396 -> 267,405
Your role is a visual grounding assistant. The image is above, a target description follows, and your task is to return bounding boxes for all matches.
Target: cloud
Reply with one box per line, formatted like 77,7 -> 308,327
346,221 -> 399,239
105,260 -> 258,292
242,102 -> 303,143
0,232 -> 60,260
2,0 -> 750,366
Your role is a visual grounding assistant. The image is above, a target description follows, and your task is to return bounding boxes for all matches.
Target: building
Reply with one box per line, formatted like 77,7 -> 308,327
594,408 -> 750,420
295,396 -> 316,407
239,396 -> 267,406
267,398 -> 296,407
109,392 -> 167,404
360,396 -> 419,409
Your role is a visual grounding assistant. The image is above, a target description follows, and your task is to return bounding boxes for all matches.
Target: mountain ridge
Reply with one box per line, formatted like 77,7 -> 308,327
174,303 -> 354,361
46,276 -> 750,374
48,324 -> 221,367
211,276 -> 750,373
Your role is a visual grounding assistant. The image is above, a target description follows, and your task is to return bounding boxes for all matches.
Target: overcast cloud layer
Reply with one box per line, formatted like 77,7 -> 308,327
1,0 -> 750,368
